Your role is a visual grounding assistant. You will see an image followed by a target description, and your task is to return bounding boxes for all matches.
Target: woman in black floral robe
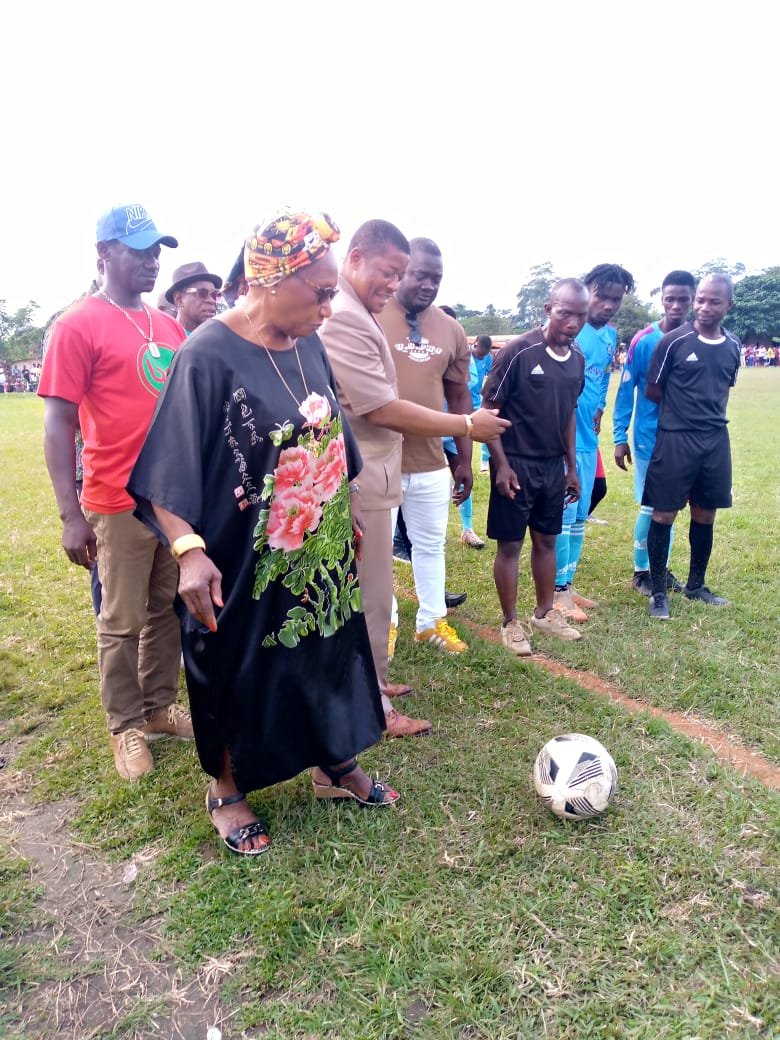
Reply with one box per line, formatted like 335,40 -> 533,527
129,211 -> 397,856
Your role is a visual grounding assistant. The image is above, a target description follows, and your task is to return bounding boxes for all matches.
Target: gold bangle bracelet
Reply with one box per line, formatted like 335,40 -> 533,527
170,533 -> 206,559
463,413 -> 474,438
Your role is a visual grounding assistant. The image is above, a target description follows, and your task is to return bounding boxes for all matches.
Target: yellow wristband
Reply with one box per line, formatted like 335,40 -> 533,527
171,533 -> 206,559
463,413 -> 474,438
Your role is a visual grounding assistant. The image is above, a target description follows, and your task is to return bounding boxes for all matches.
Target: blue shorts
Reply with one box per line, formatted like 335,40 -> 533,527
562,449 -> 598,527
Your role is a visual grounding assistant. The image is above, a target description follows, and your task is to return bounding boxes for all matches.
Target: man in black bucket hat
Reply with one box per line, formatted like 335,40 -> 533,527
165,261 -> 223,334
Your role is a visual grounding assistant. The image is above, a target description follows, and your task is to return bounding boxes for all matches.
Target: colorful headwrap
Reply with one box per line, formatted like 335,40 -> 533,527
244,209 -> 340,288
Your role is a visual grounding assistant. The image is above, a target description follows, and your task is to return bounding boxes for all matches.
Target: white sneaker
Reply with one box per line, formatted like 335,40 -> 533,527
460,528 -> 485,549
530,608 -> 582,641
500,619 -> 532,656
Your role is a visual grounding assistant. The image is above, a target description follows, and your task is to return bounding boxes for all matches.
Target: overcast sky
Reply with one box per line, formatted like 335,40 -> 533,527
2,1 -> 776,323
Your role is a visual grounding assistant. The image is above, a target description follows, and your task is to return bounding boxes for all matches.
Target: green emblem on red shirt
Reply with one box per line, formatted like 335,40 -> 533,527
137,344 -> 176,396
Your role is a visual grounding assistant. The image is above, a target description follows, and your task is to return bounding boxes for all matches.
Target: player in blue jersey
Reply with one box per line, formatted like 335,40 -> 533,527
554,264 -> 634,622
644,275 -> 741,619
613,271 -> 696,595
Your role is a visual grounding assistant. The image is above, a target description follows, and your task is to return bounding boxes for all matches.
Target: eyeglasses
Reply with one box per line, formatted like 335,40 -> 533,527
182,287 -> 221,301
296,272 -> 339,305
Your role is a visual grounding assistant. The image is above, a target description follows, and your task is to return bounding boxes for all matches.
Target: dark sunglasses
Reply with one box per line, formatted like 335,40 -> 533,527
296,272 -> 339,305
182,287 -> 221,301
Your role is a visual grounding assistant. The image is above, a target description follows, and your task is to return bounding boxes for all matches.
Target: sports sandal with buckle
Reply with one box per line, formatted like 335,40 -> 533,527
312,759 -> 399,807
206,786 -> 271,856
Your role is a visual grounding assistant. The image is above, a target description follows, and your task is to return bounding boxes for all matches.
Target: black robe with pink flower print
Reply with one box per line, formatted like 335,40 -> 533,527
129,322 -> 384,792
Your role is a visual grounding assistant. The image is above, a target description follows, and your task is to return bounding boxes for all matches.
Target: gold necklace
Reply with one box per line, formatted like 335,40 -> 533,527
99,290 -> 161,358
241,304 -> 310,407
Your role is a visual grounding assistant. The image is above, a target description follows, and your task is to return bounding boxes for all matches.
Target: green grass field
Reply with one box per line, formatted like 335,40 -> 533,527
1,372 -> 778,1039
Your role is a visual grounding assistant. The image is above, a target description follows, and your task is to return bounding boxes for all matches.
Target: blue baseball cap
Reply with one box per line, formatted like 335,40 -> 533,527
95,203 -> 178,250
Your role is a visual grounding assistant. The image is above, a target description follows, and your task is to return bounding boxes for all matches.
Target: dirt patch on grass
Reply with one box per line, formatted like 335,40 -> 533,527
462,617 -> 780,791
1,772 -> 232,1040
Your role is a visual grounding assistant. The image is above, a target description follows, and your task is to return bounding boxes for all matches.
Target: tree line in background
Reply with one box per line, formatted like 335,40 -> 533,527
3,260 -> 780,375
452,260 -> 780,346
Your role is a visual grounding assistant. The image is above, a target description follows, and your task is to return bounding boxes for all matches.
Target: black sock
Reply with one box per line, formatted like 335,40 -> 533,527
687,520 -> 714,590
647,521 -> 672,596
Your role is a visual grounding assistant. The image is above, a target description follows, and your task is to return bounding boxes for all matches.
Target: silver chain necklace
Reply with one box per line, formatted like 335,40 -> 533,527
99,290 -> 161,358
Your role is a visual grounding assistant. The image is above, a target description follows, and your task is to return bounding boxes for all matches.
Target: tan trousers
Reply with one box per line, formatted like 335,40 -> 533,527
85,509 -> 181,734
355,506 -> 393,704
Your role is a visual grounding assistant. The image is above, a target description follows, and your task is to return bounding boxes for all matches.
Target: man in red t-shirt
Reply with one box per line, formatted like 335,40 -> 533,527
39,203 -> 191,781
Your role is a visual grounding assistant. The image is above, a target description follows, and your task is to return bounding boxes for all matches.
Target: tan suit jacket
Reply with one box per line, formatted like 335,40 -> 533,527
320,275 -> 402,698
320,276 -> 403,510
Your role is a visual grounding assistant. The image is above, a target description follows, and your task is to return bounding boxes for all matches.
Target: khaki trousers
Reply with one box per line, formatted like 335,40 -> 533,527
355,506 -> 393,699
85,509 -> 181,734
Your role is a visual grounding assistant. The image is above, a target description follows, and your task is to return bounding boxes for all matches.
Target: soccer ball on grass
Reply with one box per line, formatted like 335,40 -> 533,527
533,733 -> 617,820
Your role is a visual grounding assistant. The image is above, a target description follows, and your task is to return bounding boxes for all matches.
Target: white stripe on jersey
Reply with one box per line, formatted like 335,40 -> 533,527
652,328 -> 691,383
487,337 -> 583,402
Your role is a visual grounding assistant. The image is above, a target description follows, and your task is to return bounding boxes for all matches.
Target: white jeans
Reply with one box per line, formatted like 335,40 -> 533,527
394,467 -> 451,630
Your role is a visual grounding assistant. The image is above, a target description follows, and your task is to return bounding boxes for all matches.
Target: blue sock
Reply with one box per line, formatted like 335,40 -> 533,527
633,506 -> 653,571
459,495 -> 473,531
555,527 -> 570,587
568,520 -> 586,584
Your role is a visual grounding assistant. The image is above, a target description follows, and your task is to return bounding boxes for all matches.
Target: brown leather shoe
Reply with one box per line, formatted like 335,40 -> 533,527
384,709 -> 432,739
570,586 -> 598,609
385,683 -> 414,699
142,703 -> 194,741
553,588 -> 588,623
111,728 -> 153,781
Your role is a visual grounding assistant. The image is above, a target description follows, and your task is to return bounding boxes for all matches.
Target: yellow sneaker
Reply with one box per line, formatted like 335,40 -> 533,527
388,622 -> 398,660
414,618 -> 468,654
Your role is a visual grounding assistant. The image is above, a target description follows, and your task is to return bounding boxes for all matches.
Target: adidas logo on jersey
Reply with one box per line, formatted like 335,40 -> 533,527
530,364 -> 545,375
685,352 -> 699,362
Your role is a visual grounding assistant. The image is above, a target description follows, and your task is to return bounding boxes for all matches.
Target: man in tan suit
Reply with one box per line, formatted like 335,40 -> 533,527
321,220 -> 508,738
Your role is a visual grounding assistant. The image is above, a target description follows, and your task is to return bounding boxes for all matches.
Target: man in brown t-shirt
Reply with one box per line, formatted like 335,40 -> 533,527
378,238 -> 473,653
322,223 -> 508,738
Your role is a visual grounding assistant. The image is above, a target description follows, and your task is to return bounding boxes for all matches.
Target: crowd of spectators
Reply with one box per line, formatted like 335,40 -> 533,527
0,363 -> 41,392
741,343 -> 778,366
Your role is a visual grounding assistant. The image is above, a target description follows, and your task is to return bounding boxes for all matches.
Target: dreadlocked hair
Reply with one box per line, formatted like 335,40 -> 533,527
583,264 -> 635,294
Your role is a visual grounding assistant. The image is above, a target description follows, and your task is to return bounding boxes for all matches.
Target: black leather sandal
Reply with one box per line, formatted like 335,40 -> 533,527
312,759 -> 399,807
206,785 -> 271,856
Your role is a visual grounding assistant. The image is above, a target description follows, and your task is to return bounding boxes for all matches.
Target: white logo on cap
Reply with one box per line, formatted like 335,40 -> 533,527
125,204 -> 152,233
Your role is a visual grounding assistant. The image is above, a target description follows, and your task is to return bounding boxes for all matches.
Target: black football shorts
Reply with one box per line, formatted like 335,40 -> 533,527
642,427 -> 732,512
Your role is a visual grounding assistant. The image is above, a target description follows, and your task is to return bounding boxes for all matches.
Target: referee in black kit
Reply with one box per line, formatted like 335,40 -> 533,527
642,274 -> 741,619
